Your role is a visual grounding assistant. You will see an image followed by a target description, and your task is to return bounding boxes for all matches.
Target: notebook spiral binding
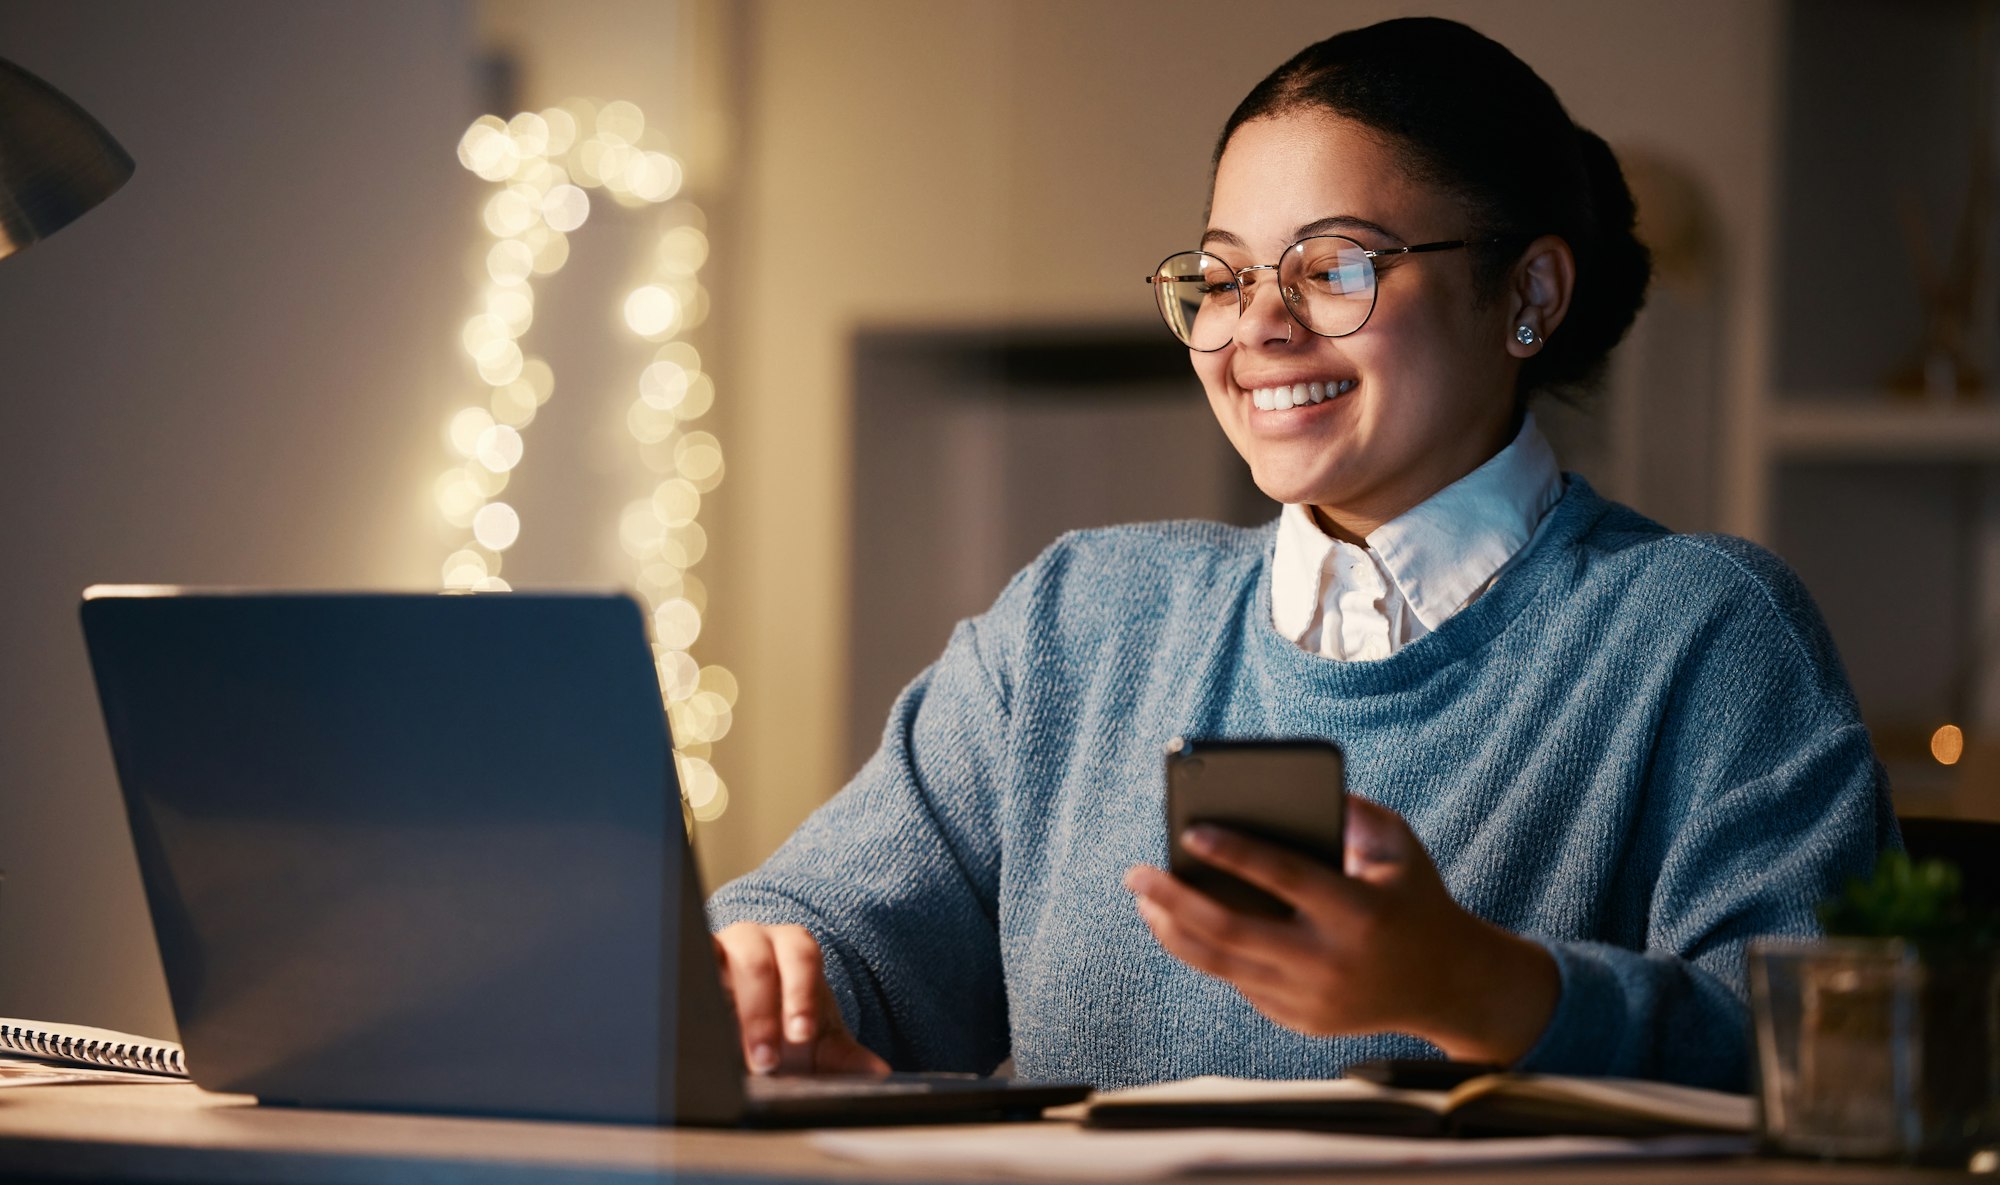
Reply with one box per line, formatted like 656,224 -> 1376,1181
0,1020 -> 186,1076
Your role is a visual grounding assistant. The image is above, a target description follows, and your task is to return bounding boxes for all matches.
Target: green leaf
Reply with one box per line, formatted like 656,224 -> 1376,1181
1817,851 -> 1994,949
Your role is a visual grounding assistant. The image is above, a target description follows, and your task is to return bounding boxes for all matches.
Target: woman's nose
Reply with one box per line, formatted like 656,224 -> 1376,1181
1234,274 -> 1297,349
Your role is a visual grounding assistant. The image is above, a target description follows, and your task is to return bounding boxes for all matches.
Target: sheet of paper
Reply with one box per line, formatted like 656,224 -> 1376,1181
811,1123 -> 1754,1180
1481,1074 -> 1755,1131
0,1057 -> 183,1088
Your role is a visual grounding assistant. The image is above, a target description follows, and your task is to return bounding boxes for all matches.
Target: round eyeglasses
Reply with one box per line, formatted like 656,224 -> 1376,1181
1145,234 -> 1513,352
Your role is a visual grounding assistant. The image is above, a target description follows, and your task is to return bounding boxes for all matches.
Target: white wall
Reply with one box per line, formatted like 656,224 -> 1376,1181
0,1 -> 478,1037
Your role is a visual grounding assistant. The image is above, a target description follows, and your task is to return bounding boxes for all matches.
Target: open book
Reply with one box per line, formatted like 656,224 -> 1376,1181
0,1018 -> 187,1077
1084,1073 -> 1753,1139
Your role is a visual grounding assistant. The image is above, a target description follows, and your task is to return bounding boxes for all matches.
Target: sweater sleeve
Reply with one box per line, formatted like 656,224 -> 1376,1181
1517,538 -> 1896,1089
704,616 -> 1012,1074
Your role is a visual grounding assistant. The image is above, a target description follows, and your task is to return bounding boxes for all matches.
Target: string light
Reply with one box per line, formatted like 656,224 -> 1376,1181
621,199 -> 733,824
443,99 -> 737,822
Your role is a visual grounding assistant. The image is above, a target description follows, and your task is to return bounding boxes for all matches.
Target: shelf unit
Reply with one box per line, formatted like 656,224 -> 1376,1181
1721,1 -> 2000,821
1769,399 -> 2000,461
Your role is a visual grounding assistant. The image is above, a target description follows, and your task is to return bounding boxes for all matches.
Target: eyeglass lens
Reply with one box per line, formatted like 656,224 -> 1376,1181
1151,236 -> 1378,351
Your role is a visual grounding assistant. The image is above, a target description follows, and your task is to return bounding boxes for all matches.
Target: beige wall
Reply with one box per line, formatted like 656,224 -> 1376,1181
0,1 -> 477,1036
704,0 -> 1784,885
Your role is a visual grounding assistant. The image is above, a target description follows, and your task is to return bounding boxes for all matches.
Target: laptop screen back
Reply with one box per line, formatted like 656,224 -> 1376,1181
80,589 -> 743,1123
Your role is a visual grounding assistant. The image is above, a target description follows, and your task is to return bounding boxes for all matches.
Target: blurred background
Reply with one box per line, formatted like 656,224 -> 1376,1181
0,0 -> 1993,1039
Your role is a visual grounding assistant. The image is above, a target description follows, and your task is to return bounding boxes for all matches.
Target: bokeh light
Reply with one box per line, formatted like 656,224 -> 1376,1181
674,431 -> 724,490
475,424 -> 524,472
457,115 -> 512,181
482,186 -> 539,237
627,152 -> 683,203
658,225 -> 709,275
491,380 -> 538,428
444,102 -> 730,815
487,238 -> 535,286
652,478 -> 700,527
435,468 -> 484,527
678,372 -> 716,420
597,99 -> 646,144
474,338 -> 525,385
461,313 -> 510,357
623,285 -> 680,337
446,409 -> 493,458
468,464 -> 509,497
653,597 -> 701,649
1932,723 -> 1965,766
485,286 -> 534,337
541,105 -> 580,156
506,111 -> 551,158
657,650 -> 700,702
442,548 -> 489,589
472,501 -> 521,551
639,359 -> 690,411
523,224 -> 570,273
515,357 -> 551,402
627,399 -> 676,444
678,752 -> 727,821
542,184 -> 590,232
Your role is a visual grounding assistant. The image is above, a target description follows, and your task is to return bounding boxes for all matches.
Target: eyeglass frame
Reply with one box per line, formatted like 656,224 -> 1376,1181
1144,233 -> 1525,351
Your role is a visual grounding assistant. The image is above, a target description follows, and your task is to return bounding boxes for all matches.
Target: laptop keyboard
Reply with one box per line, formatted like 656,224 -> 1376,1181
746,1073 -> 983,1099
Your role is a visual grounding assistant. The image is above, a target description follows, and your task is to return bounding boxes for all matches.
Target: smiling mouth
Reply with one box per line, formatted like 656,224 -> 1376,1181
1248,379 -> 1355,411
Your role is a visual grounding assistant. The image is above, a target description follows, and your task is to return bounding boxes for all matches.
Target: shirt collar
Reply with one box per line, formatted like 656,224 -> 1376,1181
1271,500 -> 1337,643
1268,412 -> 1562,641
1367,412 -> 1562,631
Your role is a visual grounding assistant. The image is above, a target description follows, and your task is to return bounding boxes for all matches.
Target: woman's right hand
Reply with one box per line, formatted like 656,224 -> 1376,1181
712,922 -> 889,1076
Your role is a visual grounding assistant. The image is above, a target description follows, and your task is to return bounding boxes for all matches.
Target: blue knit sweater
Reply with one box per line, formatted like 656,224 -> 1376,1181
707,478 -> 1894,1091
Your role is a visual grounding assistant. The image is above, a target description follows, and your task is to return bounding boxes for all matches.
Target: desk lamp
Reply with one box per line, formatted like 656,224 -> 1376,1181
0,57 -> 133,261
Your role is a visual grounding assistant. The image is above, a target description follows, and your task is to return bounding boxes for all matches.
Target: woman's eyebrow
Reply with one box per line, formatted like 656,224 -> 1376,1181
1198,216 -> 1407,252
1295,215 -> 1405,244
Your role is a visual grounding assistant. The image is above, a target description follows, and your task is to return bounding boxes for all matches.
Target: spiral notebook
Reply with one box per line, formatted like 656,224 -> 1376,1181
0,1018 -> 187,1077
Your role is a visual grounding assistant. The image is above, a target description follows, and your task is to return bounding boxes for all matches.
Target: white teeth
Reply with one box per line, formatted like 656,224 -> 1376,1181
1250,384 -> 1331,409
1248,381 -> 1357,409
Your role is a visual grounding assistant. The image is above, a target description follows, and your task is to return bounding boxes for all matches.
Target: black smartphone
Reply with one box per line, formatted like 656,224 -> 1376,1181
1164,737 -> 1346,919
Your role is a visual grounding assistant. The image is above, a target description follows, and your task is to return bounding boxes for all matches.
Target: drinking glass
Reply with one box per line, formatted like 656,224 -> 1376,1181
1750,936 -> 1999,1163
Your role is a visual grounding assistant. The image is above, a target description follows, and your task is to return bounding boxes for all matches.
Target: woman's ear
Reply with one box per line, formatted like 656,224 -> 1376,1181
1505,234 -> 1575,358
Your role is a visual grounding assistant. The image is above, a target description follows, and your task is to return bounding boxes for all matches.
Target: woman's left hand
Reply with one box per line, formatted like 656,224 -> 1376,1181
1122,795 -> 1560,1064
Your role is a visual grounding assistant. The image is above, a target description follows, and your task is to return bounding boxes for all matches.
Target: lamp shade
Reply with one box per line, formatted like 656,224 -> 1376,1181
0,57 -> 134,261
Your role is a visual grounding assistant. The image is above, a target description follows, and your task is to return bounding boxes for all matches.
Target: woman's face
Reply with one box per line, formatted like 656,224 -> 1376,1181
1196,112 -> 1521,532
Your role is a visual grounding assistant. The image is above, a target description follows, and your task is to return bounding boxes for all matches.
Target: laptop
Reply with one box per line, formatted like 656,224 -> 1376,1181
78,586 -> 1089,1126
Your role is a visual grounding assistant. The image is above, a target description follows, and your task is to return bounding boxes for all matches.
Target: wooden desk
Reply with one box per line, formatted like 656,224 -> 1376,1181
0,1082 -> 1974,1184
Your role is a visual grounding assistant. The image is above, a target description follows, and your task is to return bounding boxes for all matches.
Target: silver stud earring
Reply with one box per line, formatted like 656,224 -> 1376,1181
1515,325 -> 1539,346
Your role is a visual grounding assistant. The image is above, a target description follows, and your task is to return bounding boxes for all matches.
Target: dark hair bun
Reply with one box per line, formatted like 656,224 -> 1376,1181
1219,17 -> 1652,399
1528,127 -> 1652,394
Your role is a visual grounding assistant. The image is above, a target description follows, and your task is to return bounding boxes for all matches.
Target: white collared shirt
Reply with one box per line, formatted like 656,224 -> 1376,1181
1271,413 -> 1563,661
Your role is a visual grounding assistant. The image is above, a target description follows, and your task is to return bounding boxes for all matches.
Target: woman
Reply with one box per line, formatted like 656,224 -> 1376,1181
707,17 -> 1891,1091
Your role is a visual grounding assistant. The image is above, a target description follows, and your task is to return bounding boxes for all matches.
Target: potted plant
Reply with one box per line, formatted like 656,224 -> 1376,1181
1750,852 -> 1998,1164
